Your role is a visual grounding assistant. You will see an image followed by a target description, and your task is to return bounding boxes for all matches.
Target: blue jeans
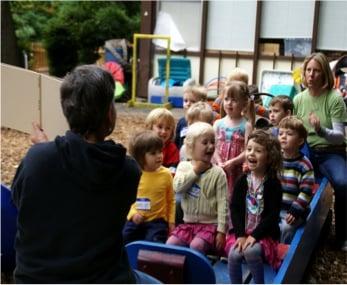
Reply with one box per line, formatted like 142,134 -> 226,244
279,210 -> 305,244
134,269 -> 162,284
228,243 -> 264,284
310,149 -> 347,243
122,218 -> 168,245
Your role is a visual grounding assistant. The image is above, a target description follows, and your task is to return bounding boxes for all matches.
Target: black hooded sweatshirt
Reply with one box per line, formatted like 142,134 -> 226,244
11,131 -> 140,283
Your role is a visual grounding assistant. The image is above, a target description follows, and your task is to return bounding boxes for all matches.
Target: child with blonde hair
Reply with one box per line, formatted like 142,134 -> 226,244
212,67 -> 249,114
213,81 -> 253,204
175,85 -> 208,150
227,130 -> 283,284
123,130 -> 175,244
145,108 -> 179,170
278,116 -> 315,243
167,122 -> 228,255
179,101 -> 215,161
186,101 -> 215,126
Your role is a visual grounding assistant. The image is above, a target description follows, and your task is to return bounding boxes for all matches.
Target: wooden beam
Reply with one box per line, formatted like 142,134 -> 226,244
198,1 -> 208,85
138,1 -> 157,98
252,1 -> 262,85
1,1 -> 23,67
311,0 -> 320,53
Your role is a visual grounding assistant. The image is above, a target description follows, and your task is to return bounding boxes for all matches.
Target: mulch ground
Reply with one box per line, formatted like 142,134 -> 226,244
1,103 -> 346,283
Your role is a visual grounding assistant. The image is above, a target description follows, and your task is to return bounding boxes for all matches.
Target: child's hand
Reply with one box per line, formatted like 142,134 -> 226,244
193,160 -> 211,175
222,159 -> 236,172
233,237 -> 246,253
132,213 -> 144,225
242,162 -> 249,173
285,213 -> 296,225
31,121 -> 49,144
242,235 -> 256,251
215,232 -> 226,253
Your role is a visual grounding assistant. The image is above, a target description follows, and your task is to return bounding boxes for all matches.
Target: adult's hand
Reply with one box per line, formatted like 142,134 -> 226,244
31,121 -> 49,144
308,112 -> 321,133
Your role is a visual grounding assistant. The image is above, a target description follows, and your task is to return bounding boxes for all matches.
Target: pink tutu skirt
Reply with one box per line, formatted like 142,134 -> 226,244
170,223 -> 217,248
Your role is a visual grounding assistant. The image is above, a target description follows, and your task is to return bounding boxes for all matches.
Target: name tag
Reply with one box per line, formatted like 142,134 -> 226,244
136,198 -> 151,210
187,183 -> 201,198
180,127 -> 188,138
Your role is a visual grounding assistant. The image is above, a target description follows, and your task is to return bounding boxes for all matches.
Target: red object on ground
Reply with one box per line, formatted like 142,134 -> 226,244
104,61 -> 124,84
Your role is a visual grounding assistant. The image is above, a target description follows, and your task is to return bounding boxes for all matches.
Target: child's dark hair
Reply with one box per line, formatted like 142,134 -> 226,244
269,95 -> 293,113
129,130 -> 163,169
278,116 -> 308,141
247,129 -> 282,178
60,65 -> 115,136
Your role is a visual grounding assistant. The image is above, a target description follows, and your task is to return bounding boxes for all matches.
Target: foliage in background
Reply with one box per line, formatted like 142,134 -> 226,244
44,1 -> 140,77
10,1 -> 140,77
10,1 -> 54,51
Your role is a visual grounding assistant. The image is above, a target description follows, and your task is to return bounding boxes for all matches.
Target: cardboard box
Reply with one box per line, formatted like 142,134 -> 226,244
260,43 -> 280,56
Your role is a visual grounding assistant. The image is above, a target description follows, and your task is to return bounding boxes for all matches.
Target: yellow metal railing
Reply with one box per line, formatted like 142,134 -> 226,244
128,33 -> 172,109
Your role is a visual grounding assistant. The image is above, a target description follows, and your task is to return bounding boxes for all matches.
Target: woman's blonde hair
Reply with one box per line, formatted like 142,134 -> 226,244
302,52 -> 334,90
184,122 -> 215,159
145,108 -> 176,140
247,129 -> 282,178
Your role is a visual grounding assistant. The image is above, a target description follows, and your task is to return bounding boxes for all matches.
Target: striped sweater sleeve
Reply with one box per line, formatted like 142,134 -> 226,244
281,156 -> 315,218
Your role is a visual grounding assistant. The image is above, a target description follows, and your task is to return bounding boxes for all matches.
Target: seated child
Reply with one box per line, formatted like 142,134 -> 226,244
227,130 -> 283,284
167,122 -> 228,255
175,85 -> 208,150
122,130 -> 175,244
269,95 -> 293,137
278,116 -> 315,244
145,108 -> 179,172
176,102 -> 215,225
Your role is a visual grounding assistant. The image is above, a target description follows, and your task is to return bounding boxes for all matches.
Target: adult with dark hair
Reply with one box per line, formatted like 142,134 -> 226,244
12,65 -> 158,283
293,52 -> 347,251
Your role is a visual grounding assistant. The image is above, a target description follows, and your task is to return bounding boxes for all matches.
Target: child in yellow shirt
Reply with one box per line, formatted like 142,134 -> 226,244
123,130 -> 175,244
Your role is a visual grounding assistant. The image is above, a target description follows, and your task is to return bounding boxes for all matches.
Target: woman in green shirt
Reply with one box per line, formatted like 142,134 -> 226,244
293,52 -> 347,251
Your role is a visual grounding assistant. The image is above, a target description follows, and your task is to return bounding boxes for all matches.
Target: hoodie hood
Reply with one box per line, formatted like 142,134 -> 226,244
55,131 -> 127,190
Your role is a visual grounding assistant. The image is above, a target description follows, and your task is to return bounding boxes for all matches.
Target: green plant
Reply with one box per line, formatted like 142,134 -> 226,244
10,1 -> 54,51
44,2 -> 140,76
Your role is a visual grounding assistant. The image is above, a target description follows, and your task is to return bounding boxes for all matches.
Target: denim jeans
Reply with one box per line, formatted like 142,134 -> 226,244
279,210 -> 305,244
228,243 -> 264,284
310,149 -> 347,244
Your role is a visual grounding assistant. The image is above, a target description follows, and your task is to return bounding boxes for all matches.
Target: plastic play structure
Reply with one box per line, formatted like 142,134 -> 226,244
148,57 -> 195,108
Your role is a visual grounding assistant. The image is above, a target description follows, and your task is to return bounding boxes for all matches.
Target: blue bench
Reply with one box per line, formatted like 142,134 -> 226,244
1,184 -> 17,272
126,240 -> 216,284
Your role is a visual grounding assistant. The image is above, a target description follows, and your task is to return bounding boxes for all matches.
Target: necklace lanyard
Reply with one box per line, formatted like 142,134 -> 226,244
247,173 -> 265,200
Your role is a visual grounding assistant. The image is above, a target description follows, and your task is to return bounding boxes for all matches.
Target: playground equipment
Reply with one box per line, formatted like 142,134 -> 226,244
148,57 -> 195,108
128,33 -> 172,109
